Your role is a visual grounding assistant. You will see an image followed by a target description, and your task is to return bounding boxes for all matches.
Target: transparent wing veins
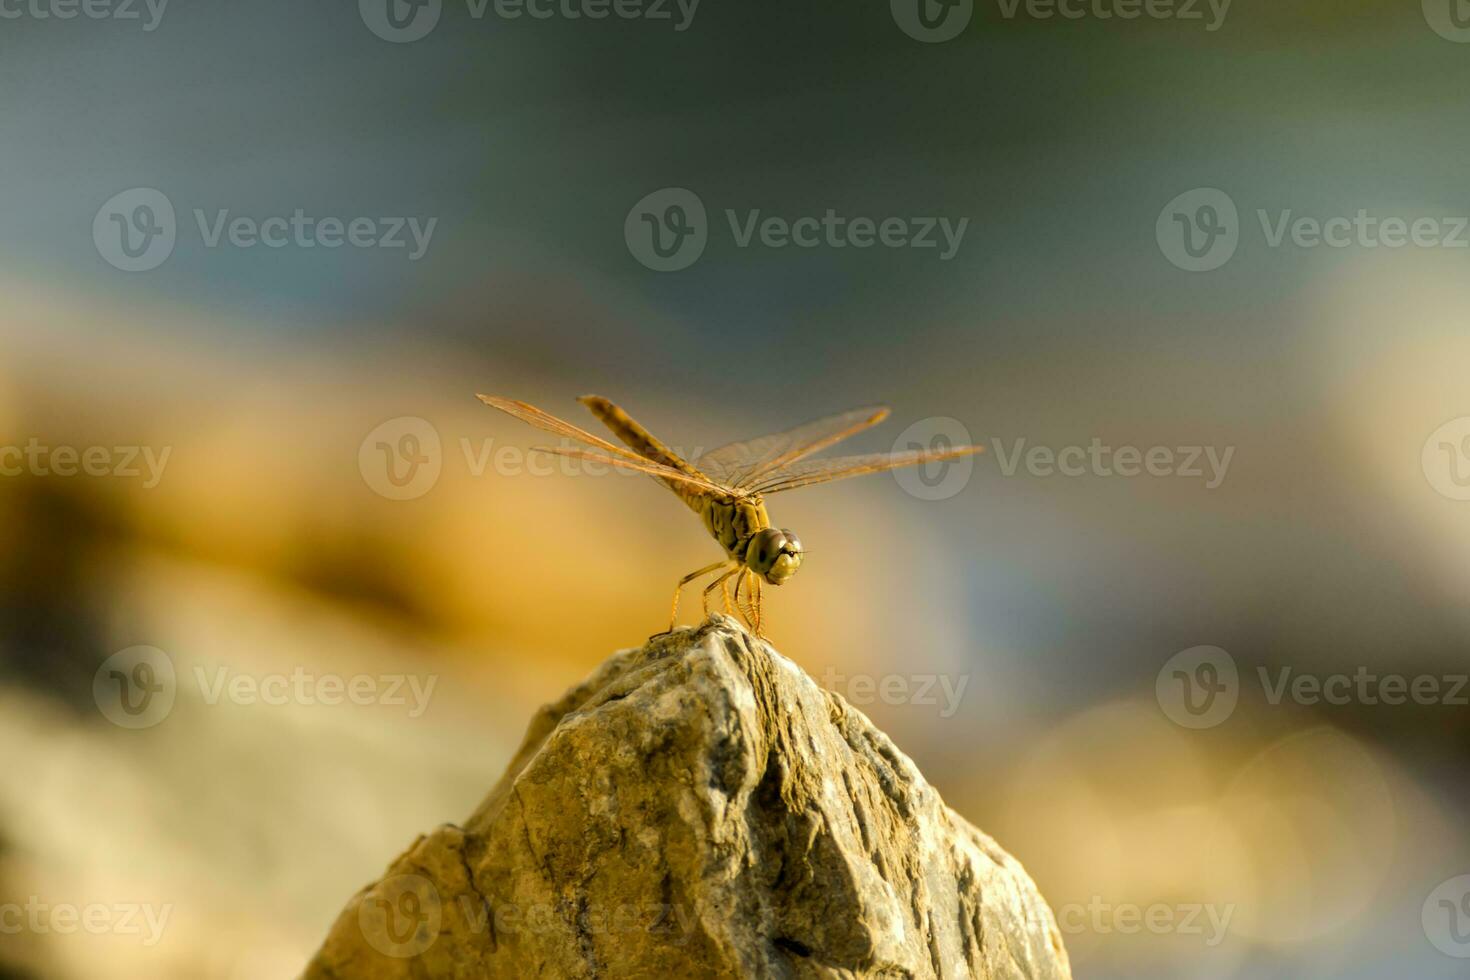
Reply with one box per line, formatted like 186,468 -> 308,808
748,444 -> 984,495
696,405 -> 891,489
477,395 -> 654,463
532,445 -> 736,496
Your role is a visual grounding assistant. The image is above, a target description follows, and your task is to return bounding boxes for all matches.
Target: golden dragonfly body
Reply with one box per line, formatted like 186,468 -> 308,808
478,392 -> 982,634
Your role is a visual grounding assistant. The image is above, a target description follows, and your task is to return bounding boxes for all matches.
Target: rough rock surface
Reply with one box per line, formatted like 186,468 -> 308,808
304,616 -> 1070,979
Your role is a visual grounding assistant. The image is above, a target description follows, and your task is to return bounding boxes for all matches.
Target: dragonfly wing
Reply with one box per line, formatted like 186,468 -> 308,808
695,405 -> 891,490
577,395 -> 716,482
477,395 -> 653,463
533,446 -> 736,496
747,444 -> 984,495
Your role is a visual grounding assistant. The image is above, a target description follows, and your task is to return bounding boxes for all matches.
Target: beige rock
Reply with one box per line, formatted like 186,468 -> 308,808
304,616 -> 1070,979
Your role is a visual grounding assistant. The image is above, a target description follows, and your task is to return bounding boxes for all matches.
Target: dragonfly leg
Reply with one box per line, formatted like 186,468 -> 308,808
666,560 -> 730,633
733,568 -> 759,633
702,564 -> 739,619
732,567 -> 748,627
752,575 -> 764,637
720,573 -> 735,616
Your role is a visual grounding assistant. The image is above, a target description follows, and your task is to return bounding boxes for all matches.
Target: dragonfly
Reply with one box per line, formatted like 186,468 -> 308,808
477,393 -> 983,635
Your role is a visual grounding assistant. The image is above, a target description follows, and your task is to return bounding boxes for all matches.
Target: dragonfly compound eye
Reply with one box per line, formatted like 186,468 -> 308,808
747,528 -> 802,586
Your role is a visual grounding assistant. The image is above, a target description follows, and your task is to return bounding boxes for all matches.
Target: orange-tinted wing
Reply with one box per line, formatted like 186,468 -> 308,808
746,444 -> 984,495
695,406 -> 891,490
577,394 -> 714,482
479,394 -> 740,497
532,446 -> 734,496
477,395 -> 654,464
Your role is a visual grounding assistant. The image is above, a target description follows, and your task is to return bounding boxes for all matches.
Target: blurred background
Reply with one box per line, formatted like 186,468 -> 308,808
2,0 -> 1469,976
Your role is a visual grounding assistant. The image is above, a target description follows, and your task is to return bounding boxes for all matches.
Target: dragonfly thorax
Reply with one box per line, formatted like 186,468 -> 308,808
697,496 -> 802,584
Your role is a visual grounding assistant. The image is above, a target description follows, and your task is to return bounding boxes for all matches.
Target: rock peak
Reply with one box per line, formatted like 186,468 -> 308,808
306,616 -> 1071,979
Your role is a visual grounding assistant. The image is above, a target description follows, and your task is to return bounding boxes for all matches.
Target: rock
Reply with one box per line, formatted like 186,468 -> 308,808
304,616 -> 1071,980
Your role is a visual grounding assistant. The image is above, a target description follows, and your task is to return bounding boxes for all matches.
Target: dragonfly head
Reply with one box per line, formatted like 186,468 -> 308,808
746,527 -> 803,586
